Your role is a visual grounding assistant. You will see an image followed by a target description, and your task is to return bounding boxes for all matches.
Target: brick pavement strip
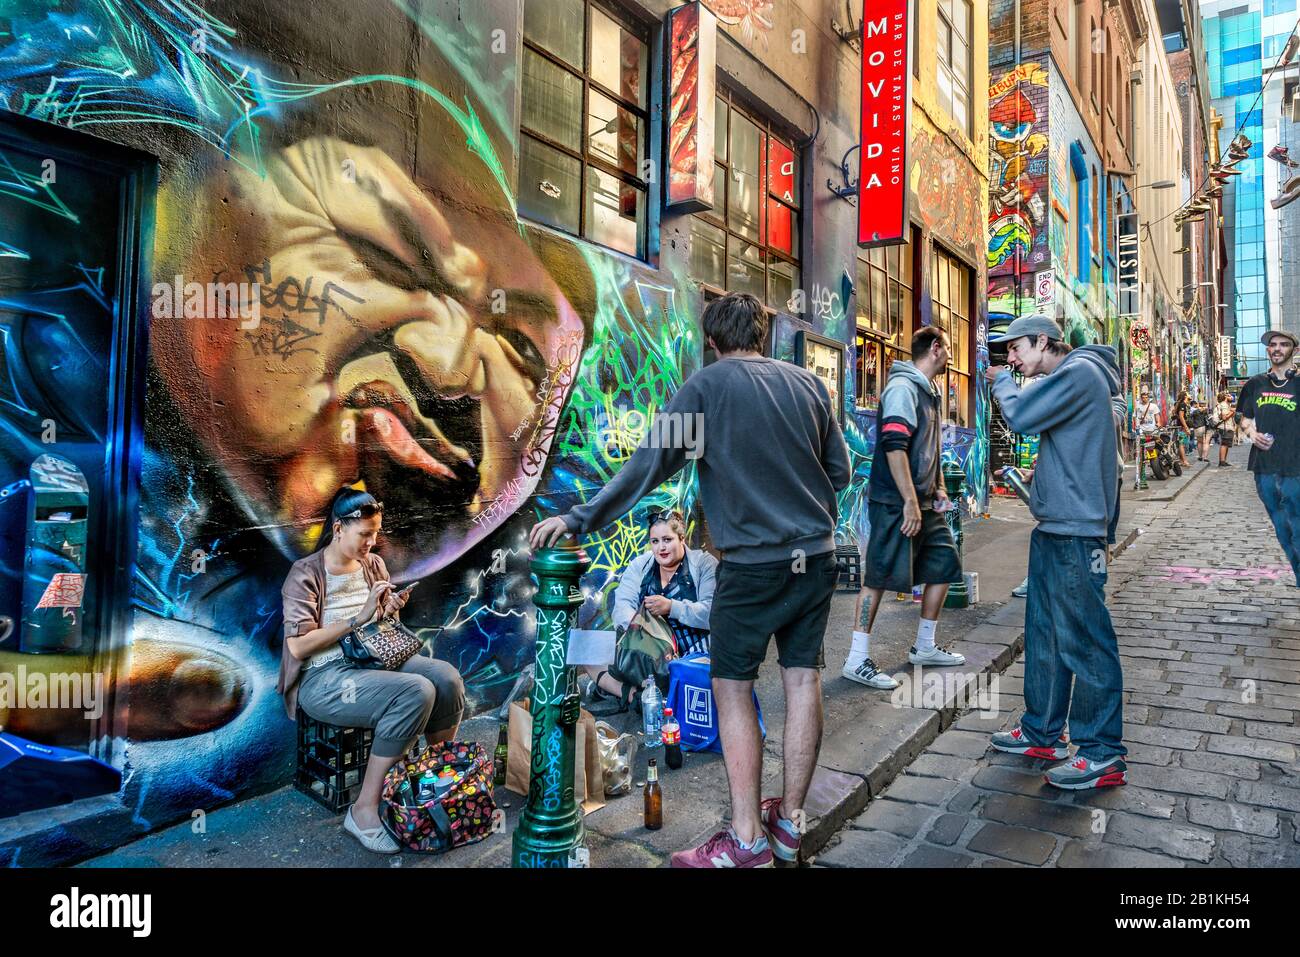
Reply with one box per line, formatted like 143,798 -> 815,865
821,458 -> 1300,868
1185,799 -> 1280,837
1102,813 -> 1218,864
965,822 -> 1057,865
926,813 -> 971,846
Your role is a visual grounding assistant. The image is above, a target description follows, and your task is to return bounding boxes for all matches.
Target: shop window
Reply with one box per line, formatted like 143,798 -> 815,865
520,0 -> 649,258
930,246 -> 973,428
936,0 -> 973,136
689,92 -> 801,311
854,238 -> 914,410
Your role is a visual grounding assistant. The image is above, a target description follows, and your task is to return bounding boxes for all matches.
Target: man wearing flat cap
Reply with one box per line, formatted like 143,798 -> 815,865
983,315 -> 1129,790
1236,329 -> 1300,585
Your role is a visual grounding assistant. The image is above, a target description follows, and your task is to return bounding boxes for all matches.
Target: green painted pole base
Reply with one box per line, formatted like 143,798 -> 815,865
942,462 -> 969,609
513,541 -> 591,868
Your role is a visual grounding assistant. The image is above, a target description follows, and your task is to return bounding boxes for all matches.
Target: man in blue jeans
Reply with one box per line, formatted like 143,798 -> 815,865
1236,329 -> 1300,585
984,315 -> 1128,789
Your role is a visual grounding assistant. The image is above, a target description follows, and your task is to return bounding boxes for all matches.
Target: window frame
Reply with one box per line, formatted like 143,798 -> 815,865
930,244 -> 974,429
519,0 -> 651,259
936,0 -> 974,137
688,88 -> 802,311
854,237 -> 915,411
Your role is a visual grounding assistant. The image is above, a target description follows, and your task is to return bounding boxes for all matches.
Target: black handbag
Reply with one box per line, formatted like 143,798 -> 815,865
609,611 -> 678,694
339,615 -> 423,670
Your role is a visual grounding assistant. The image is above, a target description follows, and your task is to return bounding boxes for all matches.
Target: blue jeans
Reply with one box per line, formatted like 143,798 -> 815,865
1021,529 -> 1126,762
1255,472 -> 1300,585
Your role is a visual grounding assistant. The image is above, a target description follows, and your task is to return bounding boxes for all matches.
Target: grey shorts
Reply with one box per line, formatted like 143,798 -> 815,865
298,654 -> 466,758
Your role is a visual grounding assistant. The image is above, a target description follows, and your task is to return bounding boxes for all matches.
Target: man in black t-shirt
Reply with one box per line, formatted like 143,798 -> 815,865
1238,329 -> 1300,585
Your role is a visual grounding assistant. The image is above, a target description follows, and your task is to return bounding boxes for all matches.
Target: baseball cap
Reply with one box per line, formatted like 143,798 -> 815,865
989,314 -> 1065,344
1261,329 -> 1299,348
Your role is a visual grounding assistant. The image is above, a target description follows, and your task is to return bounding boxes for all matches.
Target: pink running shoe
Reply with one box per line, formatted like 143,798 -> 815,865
669,828 -> 774,868
761,798 -> 802,863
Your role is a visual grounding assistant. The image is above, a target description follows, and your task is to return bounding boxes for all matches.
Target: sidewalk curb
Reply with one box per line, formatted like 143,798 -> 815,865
796,616 -> 1027,863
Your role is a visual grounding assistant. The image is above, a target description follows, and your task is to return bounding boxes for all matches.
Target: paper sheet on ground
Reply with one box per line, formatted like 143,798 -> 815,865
566,629 -> 616,666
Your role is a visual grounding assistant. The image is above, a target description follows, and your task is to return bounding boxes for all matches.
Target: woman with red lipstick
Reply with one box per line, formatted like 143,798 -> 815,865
278,486 -> 465,854
585,510 -> 717,710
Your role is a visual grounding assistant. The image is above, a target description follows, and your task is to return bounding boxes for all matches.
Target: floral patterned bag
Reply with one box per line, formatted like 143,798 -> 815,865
381,741 -> 498,853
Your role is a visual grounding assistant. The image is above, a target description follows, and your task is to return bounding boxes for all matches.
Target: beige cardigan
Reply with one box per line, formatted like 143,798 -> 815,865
278,550 -> 390,718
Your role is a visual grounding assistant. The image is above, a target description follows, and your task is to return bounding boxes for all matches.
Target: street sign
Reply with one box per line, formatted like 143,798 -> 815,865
1117,212 -> 1139,317
1217,335 -> 1233,371
1034,269 -> 1054,309
857,0 -> 912,247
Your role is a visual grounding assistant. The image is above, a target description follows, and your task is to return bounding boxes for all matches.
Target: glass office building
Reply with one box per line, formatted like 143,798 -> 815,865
1203,2 -> 1270,374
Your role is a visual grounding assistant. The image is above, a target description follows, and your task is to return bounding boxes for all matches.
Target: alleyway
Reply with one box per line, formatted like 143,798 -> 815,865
815,446 -> 1300,868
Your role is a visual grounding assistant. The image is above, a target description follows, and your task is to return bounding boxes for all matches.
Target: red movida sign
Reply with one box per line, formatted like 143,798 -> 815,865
857,0 -> 912,247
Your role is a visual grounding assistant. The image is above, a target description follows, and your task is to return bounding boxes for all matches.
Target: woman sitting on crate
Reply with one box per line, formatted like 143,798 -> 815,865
278,486 -> 466,855
583,509 -> 717,712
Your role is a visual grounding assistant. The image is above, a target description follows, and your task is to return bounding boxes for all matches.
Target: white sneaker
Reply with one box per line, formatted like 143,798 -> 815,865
842,656 -> 900,690
908,645 -> 966,667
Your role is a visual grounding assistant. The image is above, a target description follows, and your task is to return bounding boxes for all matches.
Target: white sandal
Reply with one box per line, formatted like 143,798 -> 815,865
344,805 -> 400,855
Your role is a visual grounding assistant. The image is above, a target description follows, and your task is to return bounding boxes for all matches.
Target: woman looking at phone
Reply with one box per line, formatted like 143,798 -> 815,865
278,486 -> 465,854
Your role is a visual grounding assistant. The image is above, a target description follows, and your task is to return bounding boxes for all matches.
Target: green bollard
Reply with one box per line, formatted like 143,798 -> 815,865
1134,430 -> 1148,490
512,540 -> 591,868
942,462 -> 969,609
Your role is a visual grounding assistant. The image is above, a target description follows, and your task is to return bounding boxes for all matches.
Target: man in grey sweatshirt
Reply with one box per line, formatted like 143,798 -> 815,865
984,315 -> 1128,790
531,292 -> 850,867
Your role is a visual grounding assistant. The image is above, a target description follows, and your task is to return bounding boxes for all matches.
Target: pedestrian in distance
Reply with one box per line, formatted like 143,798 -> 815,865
1236,329 -> 1300,586
1135,387 -> 1160,439
1190,398 -> 1211,461
531,292 -> 851,868
1213,391 -> 1237,466
984,315 -> 1129,790
844,326 -> 965,692
1173,391 -> 1192,468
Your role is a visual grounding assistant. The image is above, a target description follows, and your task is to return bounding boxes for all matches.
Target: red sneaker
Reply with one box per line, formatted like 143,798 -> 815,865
669,828 -> 774,868
761,798 -> 801,863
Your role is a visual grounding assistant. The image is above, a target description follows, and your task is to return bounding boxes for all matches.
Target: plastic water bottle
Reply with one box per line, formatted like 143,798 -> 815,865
641,679 -> 664,749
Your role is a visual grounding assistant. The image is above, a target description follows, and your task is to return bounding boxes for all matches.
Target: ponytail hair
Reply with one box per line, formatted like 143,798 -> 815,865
315,486 -> 383,553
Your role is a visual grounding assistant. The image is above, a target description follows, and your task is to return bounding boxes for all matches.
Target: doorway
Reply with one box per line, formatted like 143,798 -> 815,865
0,113 -> 155,772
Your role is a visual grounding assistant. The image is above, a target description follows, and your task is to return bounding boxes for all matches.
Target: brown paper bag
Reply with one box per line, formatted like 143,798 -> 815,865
504,698 -> 606,814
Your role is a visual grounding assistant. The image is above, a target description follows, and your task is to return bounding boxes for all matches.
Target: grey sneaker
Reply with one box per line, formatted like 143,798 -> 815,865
990,726 -> 1069,760
1044,755 -> 1128,789
908,645 -> 966,666
842,656 -> 900,690
1011,577 -> 1029,598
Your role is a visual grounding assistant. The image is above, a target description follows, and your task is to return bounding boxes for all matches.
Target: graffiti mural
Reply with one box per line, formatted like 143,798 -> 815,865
0,0 -> 699,833
910,124 -> 984,251
987,64 -> 1049,275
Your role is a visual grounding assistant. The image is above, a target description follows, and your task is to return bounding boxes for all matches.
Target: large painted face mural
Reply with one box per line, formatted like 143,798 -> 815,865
152,135 -> 585,579
0,0 -> 699,833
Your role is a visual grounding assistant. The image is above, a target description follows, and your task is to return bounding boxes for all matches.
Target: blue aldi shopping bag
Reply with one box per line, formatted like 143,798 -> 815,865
666,653 -> 765,753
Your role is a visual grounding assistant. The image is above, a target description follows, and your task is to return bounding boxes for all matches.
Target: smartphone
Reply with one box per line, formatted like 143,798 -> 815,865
397,582 -> 419,597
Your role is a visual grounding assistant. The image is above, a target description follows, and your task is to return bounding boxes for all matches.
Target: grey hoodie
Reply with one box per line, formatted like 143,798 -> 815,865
868,360 -> 942,508
992,345 -> 1121,539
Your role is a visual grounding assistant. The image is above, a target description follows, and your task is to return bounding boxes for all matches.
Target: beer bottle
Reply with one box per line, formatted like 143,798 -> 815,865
493,722 -> 509,788
644,759 -> 663,830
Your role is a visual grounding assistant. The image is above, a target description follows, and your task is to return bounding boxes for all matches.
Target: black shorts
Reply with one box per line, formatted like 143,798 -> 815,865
862,499 -> 962,593
707,551 -> 837,681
